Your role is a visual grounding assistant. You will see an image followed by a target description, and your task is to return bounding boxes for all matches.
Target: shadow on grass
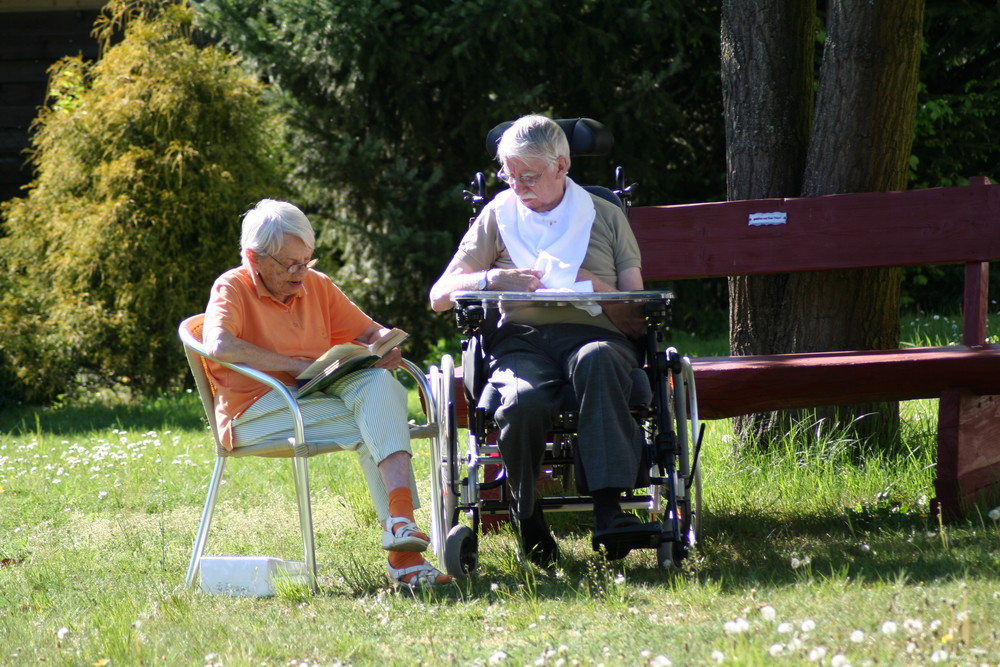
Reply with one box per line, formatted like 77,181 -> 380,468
0,392 -> 206,437
320,507 -> 1000,602
682,507 -> 999,592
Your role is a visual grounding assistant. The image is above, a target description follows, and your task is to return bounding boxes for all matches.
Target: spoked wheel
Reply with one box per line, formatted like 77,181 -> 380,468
443,524 -> 479,576
656,349 -> 702,570
428,355 -> 459,566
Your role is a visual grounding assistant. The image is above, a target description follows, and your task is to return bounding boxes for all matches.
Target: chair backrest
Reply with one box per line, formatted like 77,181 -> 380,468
179,314 -> 226,452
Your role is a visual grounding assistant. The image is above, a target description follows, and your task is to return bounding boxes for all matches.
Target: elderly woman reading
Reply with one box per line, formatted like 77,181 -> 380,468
203,199 -> 451,589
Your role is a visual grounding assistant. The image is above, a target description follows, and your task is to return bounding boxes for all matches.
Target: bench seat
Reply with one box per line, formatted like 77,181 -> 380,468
693,345 -> 1000,419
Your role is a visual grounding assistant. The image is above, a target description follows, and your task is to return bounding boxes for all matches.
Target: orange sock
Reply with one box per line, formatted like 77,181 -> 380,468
388,551 -> 422,570
388,487 -> 415,521
387,551 -> 452,585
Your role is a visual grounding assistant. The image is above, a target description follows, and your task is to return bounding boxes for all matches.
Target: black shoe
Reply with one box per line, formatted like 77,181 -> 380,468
592,511 -> 663,561
511,501 -> 559,568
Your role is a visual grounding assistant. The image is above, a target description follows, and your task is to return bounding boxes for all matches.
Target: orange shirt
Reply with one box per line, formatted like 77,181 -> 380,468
204,262 -> 373,449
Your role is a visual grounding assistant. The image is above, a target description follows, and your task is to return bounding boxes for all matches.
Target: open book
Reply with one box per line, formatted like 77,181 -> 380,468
295,328 -> 409,398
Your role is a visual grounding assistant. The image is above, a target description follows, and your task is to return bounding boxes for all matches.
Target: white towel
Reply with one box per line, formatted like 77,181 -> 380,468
495,177 -> 600,315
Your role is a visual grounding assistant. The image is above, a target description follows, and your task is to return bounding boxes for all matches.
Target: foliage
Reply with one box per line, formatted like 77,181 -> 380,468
911,0 -> 1000,188
0,0 -> 288,405
194,0 -> 725,358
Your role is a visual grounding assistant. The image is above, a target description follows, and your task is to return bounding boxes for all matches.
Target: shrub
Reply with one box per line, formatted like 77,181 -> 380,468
0,0 -> 288,403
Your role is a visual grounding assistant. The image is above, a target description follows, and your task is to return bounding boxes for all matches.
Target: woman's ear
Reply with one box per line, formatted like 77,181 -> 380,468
245,249 -> 261,270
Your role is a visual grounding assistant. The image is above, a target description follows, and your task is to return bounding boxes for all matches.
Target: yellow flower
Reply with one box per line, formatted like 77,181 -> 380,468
941,633 -> 954,644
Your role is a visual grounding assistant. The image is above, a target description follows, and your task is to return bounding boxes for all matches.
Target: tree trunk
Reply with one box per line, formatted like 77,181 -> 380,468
723,0 -> 925,449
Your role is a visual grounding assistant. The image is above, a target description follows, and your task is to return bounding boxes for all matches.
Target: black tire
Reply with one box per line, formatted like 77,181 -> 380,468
444,524 -> 479,576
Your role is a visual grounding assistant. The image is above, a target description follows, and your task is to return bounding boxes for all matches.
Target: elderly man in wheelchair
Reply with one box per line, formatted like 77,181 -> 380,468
429,114 -> 699,571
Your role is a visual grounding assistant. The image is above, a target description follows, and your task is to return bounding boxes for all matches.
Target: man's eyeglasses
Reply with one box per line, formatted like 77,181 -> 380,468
497,169 -> 542,188
263,254 -> 317,274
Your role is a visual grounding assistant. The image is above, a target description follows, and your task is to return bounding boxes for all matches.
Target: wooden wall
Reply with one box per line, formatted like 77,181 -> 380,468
0,7 -> 100,202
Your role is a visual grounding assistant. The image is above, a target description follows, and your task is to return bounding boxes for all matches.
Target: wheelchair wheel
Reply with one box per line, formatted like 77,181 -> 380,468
428,354 -> 459,565
444,524 -> 479,576
655,350 -> 702,569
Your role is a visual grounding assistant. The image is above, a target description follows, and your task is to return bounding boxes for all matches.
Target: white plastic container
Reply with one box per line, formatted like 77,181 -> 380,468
199,556 -> 311,597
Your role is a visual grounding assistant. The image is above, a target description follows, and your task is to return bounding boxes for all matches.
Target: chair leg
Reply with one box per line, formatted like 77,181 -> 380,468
185,456 -> 228,588
291,456 -> 319,592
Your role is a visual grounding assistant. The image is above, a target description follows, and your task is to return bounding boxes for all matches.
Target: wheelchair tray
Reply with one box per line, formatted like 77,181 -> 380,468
452,289 -> 674,307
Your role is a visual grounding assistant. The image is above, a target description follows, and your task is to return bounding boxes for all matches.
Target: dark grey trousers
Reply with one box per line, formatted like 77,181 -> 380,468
484,323 -> 643,519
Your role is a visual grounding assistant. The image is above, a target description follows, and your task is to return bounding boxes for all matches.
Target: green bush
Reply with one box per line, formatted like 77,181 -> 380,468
0,0 -> 289,404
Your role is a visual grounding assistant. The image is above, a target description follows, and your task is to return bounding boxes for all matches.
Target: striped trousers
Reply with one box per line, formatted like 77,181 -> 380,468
232,368 -> 418,521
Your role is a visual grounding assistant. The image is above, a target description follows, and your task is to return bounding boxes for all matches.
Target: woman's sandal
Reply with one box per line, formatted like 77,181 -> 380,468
381,516 -> 430,552
387,559 -> 453,589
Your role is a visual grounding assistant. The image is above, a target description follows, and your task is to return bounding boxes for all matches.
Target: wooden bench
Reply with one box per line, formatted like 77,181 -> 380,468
630,177 -> 1000,519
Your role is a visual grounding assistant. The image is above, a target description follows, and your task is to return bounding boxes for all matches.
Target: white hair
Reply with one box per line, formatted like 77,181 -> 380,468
240,199 -> 316,257
497,114 -> 571,170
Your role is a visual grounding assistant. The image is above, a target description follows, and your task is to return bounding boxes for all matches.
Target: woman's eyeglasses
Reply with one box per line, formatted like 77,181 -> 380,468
263,254 -> 318,274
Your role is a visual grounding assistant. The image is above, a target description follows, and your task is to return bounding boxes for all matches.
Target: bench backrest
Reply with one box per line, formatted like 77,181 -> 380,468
629,179 -> 1000,346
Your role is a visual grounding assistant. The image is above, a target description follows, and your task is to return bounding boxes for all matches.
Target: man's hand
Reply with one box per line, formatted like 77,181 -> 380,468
488,268 -> 544,292
602,302 -> 647,340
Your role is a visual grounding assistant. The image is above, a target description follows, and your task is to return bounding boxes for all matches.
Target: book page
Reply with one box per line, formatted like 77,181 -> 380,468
370,328 -> 409,357
296,342 -> 368,380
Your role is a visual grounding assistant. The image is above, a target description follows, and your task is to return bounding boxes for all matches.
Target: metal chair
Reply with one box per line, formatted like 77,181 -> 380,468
178,314 -> 437,592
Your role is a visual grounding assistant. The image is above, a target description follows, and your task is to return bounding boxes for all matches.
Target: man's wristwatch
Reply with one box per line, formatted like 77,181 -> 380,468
475,269 -> 493,291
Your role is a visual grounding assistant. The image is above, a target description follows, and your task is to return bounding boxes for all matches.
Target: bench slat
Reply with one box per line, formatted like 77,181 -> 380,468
631,183 -> 1000,280
692,345 -> 1000,419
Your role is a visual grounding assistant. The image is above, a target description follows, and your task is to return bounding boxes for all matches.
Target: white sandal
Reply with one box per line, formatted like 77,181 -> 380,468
387,560 -> 452,589
381,516 -> 430,552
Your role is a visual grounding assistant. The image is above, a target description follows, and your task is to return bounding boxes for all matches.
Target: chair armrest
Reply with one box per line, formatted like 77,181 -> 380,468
178,321 -> 306,449
397,358 -> 438,438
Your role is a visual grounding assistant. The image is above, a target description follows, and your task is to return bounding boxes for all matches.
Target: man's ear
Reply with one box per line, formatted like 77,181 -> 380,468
555,155 -> 570,177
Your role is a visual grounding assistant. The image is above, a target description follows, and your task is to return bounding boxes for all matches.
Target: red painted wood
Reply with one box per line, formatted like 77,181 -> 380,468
632,182 -> 1000,280
936,390 -> 1000,519
963,261 -> 989,347
690,345 -> 1000,419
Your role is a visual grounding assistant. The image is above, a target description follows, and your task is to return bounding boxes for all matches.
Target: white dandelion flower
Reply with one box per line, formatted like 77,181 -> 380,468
759,605 -> 777,621
850,630 -> 865,643
723,618 -> 750,634
801,619 -> 816,633
881,621 -> 898,635
777,622 -> 793,634
809,647 -> 826,662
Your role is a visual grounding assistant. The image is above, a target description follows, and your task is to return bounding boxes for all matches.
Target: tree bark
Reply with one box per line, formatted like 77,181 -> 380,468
722,0 -> 925,448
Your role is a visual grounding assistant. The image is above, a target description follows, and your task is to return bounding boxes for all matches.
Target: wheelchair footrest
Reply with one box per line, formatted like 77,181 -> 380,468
591,520 -> 665,553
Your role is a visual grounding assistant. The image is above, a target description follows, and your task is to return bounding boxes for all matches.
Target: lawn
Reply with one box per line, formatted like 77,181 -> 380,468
1,315 -> 998,666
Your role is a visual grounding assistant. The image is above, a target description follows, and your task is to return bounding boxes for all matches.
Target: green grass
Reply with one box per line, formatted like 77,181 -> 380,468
2,317 -> 999,666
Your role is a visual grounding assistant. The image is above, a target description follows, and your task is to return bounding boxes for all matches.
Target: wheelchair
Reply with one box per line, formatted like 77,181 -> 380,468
426,118 -> 702,575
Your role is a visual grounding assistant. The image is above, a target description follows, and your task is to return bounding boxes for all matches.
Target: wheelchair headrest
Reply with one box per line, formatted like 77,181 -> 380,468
485,118 -> 614,159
